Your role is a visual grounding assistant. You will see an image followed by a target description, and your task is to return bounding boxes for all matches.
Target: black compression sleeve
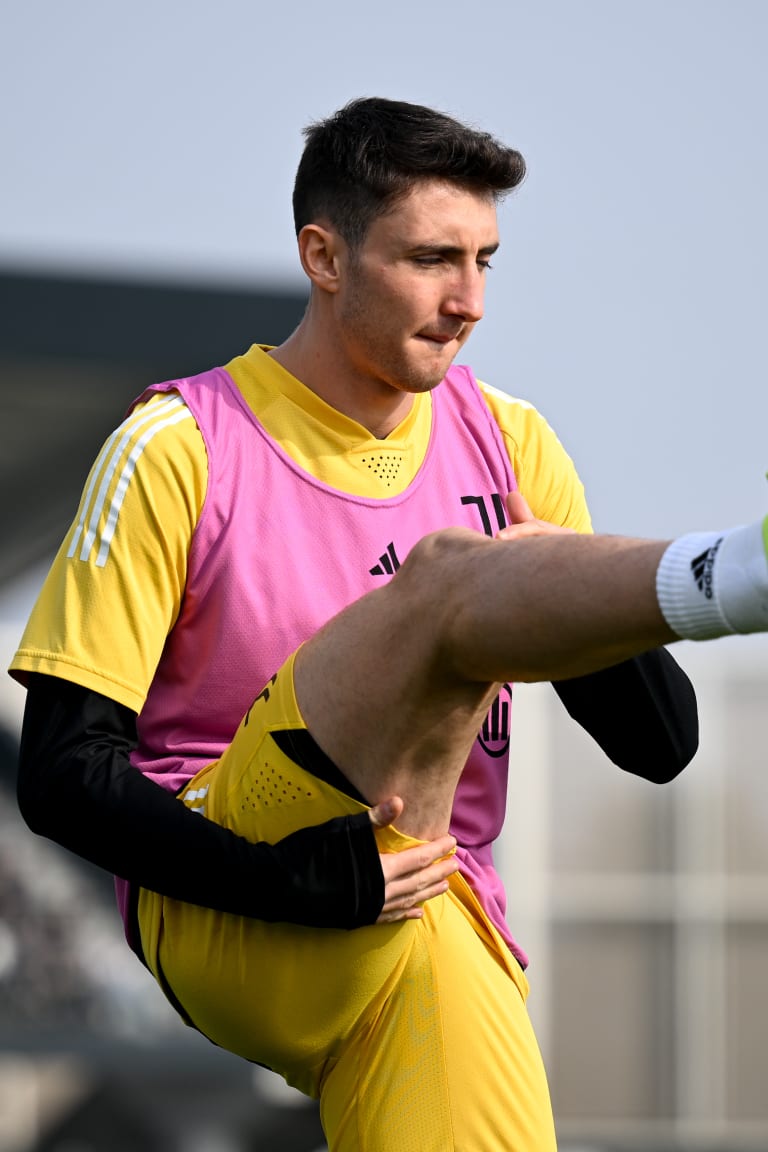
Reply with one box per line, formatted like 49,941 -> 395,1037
17,674 -> 384,929
552,648 -> 699,783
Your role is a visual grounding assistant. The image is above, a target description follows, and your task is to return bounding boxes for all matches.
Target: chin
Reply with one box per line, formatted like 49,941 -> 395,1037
404,353 -> 456,392
403,372 -> 450,396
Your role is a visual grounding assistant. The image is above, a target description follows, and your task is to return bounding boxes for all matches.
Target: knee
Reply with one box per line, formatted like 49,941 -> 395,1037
393,527 -> 492,613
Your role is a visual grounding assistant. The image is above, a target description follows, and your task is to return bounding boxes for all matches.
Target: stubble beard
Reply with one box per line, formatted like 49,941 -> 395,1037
340,297 -> 454,397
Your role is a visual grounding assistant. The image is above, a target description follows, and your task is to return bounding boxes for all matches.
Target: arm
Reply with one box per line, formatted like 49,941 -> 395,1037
501,492 -> 699,782
552,648 -> 699,783
18,674 -> 457,926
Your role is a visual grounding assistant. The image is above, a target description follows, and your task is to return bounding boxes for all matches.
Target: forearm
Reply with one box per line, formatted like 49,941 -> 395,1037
18,675 -> 384,928
552,647 -> 699,783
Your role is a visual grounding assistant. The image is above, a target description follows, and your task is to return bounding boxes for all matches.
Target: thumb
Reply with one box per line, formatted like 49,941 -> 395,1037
505,490 -> 535,525
369,796 -> 404,828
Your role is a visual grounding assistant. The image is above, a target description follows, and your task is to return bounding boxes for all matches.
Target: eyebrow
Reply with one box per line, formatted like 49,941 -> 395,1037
410,242 -> 501,258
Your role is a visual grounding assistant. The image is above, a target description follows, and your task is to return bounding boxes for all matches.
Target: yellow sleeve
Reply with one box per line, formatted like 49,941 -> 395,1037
478,380 -> 593,534
10,392 -> 207,712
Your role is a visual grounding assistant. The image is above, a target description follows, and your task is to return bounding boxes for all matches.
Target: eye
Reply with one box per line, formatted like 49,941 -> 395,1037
477,258 -> 494,271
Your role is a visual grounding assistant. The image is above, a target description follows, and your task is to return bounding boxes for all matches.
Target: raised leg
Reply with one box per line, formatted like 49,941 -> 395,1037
295,527 -> 674,838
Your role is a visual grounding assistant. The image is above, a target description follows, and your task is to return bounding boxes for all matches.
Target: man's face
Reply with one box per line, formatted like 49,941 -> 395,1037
335,179 -> 500,397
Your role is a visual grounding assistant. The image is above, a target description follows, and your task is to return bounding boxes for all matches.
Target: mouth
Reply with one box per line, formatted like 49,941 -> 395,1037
416,330 -> 462,347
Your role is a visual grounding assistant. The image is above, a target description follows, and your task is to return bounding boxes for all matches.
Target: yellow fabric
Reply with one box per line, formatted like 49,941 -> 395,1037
478,379 -> 593,535
10,347 -> 581,1146
139,651 -> 556,1151
10,343 -> 591,714
10,393 -> 203,711
227,345 -> 431,496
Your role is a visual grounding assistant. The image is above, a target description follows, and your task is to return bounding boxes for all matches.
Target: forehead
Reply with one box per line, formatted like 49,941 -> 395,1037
369,179 -> 499,248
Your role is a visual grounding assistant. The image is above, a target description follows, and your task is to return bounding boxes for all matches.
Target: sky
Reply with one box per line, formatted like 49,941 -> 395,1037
2,0 -> 768,719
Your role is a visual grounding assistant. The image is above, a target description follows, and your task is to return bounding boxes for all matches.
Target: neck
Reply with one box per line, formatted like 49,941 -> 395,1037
269,317 -> 414,440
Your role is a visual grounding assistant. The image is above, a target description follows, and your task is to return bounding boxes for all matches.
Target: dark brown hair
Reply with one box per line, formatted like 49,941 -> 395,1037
293,97 -> 526,248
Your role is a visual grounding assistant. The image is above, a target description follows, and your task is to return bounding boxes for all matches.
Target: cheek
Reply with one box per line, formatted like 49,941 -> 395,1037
345,267 -> 431,344
374,271 -> 427,318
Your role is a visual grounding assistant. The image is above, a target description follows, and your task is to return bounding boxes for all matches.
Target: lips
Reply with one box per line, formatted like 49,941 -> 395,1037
417,331 -> 460,345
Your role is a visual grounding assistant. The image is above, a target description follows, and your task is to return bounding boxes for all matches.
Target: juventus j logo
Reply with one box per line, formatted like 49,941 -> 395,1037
243,673 -> 278,726
369,494 -> 507,578
478,683 -> 512,758
461,493 -> 507,537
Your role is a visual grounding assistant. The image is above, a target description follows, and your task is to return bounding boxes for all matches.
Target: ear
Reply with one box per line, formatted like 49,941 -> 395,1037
297,224 -> 344,294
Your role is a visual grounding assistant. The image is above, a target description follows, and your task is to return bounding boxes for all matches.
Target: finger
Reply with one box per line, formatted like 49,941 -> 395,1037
505,490 -> 535,525
496,521 -> 547,541
378,907 -> 425,923
381,854 -> 459,902
379,874 -> 452,914
377,880 -> 455,923
380,835 -> 457,881
377,874 -> 457,922
379,849 -> 459,912
368,796 -> 404,828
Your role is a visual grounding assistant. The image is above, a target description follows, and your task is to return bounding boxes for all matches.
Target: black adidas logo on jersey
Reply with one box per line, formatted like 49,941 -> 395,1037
370,542 -> 401,576
690,538 -> 723,600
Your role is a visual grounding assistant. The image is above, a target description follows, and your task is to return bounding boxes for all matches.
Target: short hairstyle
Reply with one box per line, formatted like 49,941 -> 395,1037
293,96 -> 526,249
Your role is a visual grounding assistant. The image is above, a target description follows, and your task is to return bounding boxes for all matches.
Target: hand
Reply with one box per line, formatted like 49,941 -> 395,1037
368,796 -> 459,923
496,491 -> 577,540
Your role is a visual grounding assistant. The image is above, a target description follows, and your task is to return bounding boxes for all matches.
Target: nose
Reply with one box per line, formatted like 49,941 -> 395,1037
442,267 -> 485,324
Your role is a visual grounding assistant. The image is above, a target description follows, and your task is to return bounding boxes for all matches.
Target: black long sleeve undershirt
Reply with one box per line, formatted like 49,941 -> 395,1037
17,674 -> 384,929
552,646 -> 699,783
17,650 -> 698,929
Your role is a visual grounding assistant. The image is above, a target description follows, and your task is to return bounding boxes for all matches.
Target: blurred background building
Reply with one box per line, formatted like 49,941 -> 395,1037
0,267 -> 330,1151
502,645 -> 768,1152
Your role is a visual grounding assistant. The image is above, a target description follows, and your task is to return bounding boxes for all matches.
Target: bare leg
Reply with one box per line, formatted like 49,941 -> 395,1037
295,528 -> 675,838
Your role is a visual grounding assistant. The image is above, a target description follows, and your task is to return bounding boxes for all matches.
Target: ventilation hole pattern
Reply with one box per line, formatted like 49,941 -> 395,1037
360,454 -> 403,488
241,762 -> 314,811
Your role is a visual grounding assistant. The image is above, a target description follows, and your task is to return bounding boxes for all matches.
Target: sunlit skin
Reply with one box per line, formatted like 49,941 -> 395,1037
271,179 -> 500,439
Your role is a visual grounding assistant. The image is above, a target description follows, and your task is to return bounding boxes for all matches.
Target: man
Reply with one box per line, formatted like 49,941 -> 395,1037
11,97 -> 765,1150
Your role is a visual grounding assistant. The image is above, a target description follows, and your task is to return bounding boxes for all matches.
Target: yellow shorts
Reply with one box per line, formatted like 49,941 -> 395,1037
137,652 -> 556,1152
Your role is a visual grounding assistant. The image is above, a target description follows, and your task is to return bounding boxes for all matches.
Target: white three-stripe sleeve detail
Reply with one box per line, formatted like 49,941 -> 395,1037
95,407 -> 193,567
80,396 -> 186,562
67,426 -> 129,559
67,396 -> 186,562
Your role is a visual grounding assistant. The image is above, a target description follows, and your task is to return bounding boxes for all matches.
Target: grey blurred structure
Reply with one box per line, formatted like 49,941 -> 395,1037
0,266 -> 308,586
1,266 -> 767,1151
0,268 -> 329,1151
502,652 -> 768,1152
